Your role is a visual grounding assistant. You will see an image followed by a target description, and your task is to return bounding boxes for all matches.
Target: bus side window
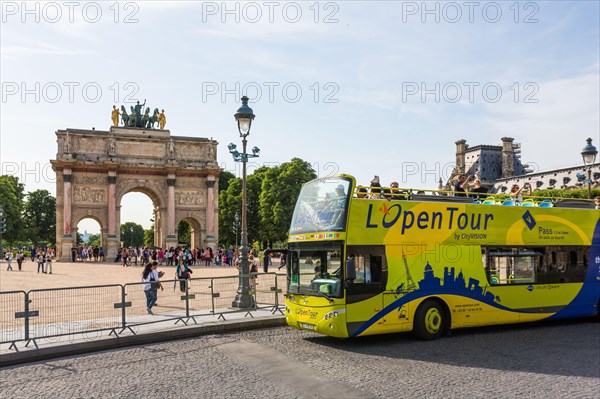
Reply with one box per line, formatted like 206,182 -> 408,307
354,255 -> 367,283
369,255 -> 382,283
353,255 -> 381,284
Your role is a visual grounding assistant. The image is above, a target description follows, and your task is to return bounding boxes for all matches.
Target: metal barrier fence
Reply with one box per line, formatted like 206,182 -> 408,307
0,291 -> 26,348
0,273 -> 286,351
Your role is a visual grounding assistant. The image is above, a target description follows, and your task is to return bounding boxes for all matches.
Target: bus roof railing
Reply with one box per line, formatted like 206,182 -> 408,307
354,185 -> 597,209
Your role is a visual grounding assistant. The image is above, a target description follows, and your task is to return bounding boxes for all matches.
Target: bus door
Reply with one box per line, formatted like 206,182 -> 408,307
345,246 -> 388,333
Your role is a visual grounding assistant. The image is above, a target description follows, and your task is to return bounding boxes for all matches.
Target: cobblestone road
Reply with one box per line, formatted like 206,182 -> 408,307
1,320 -> 598,398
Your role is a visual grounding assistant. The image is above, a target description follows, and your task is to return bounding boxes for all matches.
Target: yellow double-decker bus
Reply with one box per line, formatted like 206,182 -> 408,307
284,175 -> 600,339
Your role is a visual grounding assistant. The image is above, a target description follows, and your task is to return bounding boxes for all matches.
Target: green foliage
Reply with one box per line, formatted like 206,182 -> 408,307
0,175 -> 25,243
86,233 -> 101,247
246,166 -> 271,244
259,158 -> 317,245
144,227 -> 154,247
23,189 -> 56,246
178,220 -> 191,244
219,171 -> 236,193
120,222 -> 144,247
531,188 -> 600,200
218,158 -> 316,247
218,177 -> 242,247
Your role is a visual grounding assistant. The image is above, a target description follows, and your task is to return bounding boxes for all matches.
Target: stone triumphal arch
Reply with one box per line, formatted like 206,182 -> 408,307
51,126 -> 220,262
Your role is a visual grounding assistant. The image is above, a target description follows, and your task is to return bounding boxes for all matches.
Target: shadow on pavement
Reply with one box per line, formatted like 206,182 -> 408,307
303,318 -> 600,379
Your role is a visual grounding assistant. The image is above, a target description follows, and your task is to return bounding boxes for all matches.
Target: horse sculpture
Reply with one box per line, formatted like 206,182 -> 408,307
146,108 -> 160,128
129,106 -> 138,127
140,107 -> 150,128
120,105 -> 130,127
118,102 -> 161,129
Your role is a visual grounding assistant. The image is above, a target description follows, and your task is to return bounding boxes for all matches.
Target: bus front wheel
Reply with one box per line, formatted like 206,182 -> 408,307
414,300 -> 446,341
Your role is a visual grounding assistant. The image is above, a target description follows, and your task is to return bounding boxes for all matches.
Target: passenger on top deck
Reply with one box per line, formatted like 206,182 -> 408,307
356,187 -> 368,198
388,181 -> 406,200
368,175 -> 382,199
469,179 -> 488,198
509,183 -> 532,201
454,174 -> 472,197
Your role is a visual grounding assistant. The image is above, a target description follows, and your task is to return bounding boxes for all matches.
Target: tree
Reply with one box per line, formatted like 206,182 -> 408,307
0,175 -> 25,244
218,177 -> 241,247
217,158 -> 316,247
245,166 -> 271,245
178,221 -> 191,245
144,227 -> 154,247
120,222 -> 144,247
86,233 -> 101,247
259,158 -> 316,245
219,171 -> 236,193
23,189 -> 56,247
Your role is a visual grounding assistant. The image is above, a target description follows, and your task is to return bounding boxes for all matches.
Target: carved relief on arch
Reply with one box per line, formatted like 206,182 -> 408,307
73,186 -> 107,204
175,191 -> 205,206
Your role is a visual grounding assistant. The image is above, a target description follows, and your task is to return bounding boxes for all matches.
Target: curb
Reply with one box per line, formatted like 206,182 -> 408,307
1,317 -> 286,367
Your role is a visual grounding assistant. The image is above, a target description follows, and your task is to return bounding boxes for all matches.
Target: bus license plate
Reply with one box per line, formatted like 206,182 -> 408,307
300,322 -> 315,330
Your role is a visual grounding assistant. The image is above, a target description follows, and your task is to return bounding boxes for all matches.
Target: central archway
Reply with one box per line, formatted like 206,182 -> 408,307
116,181 -> 166,249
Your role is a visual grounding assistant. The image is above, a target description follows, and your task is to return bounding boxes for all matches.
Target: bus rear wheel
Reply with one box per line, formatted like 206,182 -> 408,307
414,300 -> 446,340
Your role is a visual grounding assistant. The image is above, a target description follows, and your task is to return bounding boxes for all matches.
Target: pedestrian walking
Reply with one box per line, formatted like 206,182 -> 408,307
16,251 -> 24,271
249,254 -> 258,291
176,257 -> 192,292
46,250 -> 53,274
6,251 -> 13,271
142,261 -> 162,314
37,251 -> 46,273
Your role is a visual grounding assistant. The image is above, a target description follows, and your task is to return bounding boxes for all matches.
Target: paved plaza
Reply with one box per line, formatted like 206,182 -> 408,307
0,259 -> 279,292
0,320 -> 598,398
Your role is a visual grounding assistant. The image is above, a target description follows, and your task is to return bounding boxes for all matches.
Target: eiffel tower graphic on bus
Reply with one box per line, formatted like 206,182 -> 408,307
395,251 -> 417,295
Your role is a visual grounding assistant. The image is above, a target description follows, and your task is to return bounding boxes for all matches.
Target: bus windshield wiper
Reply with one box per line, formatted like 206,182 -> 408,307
313,290 -> 333,302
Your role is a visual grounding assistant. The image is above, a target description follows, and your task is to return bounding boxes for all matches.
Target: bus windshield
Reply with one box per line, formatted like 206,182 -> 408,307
288,242 -> 344,298
289,177 -> 351,234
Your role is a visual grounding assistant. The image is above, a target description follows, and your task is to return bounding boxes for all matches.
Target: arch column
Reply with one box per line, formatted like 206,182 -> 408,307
58,168 -> 75,261
165,174 -> 178,249
204,174 -> 217,247
106,171 -> 119,260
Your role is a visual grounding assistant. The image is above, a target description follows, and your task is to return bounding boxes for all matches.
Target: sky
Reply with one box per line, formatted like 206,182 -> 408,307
1,0 -> 599,234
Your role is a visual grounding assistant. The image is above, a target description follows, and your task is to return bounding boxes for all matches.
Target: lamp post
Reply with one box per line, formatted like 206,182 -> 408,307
129,227 -> 134,247
230,96 -> 259,308
581,138 -> 598,199
234,212 -> 240,250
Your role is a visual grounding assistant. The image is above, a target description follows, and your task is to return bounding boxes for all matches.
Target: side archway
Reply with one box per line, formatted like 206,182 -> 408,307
176,216 -> 203,249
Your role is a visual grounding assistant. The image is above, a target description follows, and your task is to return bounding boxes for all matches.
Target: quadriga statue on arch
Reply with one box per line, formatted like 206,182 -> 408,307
113,101 -> 166,129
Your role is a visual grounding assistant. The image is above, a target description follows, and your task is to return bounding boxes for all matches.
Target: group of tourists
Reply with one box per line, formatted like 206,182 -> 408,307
70,246 -> 105,262
116,246 -> 245,268
4,247 -> 54,273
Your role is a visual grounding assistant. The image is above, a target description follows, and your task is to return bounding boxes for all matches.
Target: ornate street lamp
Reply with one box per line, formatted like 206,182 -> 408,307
234,212 -> 240,250
230,96 -> 259,309
581,138 -> 598,199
